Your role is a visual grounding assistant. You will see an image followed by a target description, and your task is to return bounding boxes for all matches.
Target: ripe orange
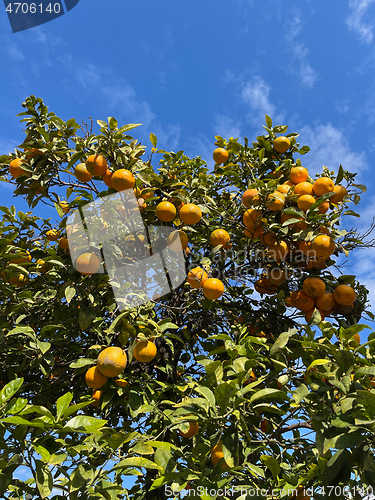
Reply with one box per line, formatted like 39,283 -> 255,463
303,277 -> 326,298
311,235 -> 335,260
115,379 -> 130,388
179,204 -> 202,225
203,278 -> 225,300
267,192 -> 285,211
9,158 -> 29,178
293,182 -> 313,196
97,347 -> 127,377
91,390 -> 103,407
167,230 -> 189,252
334,302 -> 354,315
291,486 -> 311,500
244,227 -> 263,239
8,249 -> 31,264
111,169 -> 136,191
298,194 -> 316,211
242,189 -> 260,207
36,259 -> 51,273
58,237 -> 69,250
243,209 -> 262,231
103,169 -> 113,188
268,268 -> 288,286
25,148 -> 41,158
155,201 -> 177,222
86,155 -> 108,176
276,184 -> 289,195
75,253 -> 101,275
305,307 -> 325,322
290,167 -> 308,184
85,366 -> 108,389
330,185 -> 348,204
212,148 -> 229,164
353,333 -> 360,343
312,177 -> 334,197
8,274 -> 28,287
210,229 -> 230,248
133,341 -> 157,362
315,291 -> 336,311
268,241 -> 288,262
298,240 -> 312,257
260,419 -> 271,434
74,163 -> 93,183
292,290 -> 315,311
318,201 -> 330,214
141,189 -> 155,200
187,267 -> 208,289
46,229 -> 60,241
179,421 -> 199,438
333,284 -> 356,306
261,231 -> 277,247
255,278 -> 278,295
273,136 -> 290,154
211,441 -> 228,468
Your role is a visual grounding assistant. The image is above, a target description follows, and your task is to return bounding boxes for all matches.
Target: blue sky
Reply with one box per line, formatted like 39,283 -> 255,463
1,0 -> 374,305
2,1 -> 375,491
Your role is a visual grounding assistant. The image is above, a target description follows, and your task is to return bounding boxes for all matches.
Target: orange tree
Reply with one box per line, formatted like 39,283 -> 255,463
0,95 -> 375,499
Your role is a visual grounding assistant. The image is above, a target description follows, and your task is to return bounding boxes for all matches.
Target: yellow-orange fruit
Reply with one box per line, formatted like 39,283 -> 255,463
75,253 -> 101,275
203,278 -> 225,300
333,284 -> 356,306
242,189 -> 260,207
302,277 -> 326,298
291,290 -> 315,311
75,163 -> 93,183
261,231 -> 277,247
133,341 -> 157,363
179,204 -> 202,225
111,169 -> 136,191
315,291 -> 336,311
91,390 -> 103,407
318,201 -> 330,214
85,366 -> 108,389
187,267 -> 208,289
155,201 -> 177,222
46,230 -> 60,241
179,421 -> 199,438
312,177 -> 334,197
210,229 -> 230,249
267,192 -> 285,211
311,235 -> 335,260
298,195 -> 316,211
243,209 -> 262,231
58,237 -> 69,249
86,155 -> 108,176
212,148 -> 229,164
9,158 -> 29,178
277,184 -> 290,195
211,441 -> 228,468
293,182 -> 313,196
290,167 -> 308,184
330,185 -> 348,204
268,241 -> 288,262
103,169 -> 113,188
97,347 -> 127,377
167,230 -> 188,252
273,136 -> 290,154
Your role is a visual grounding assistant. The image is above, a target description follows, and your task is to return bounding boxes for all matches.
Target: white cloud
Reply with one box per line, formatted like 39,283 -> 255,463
346,0 -> 375,44
241,76 -> 285,127
284,10 -> 319,89
2,38 -> 24,61
212,114 -> 242,140
297,123 -> 368,178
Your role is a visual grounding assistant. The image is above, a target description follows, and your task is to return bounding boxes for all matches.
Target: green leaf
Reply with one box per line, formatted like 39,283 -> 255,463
0,378 -> 23,406
35,460 -> 53,498
293,384 -> 310,405
146,441 -> 178,452
261,455 -> 281,478
63,416 -> 107,433
154,448 -> 175,474
108,117 -> 118,130
69,358 -> 95,369
34,444 -> 51,462
343,210 -> 360,217
336,165 -> 344,185
352,183 -> 367,193
306,359 -> 330,372
79,306 -> 96,331
195,386 -> 216,408
274,125 -> 288,134
97,120 -> 108,129
150,133 -> 157,148
65,285 -> 76,304
118,123 -> 142,134
56,392 -> 73,420
249,388 -> 288,403
265,115 -> 272,129
112,457 -> 163,472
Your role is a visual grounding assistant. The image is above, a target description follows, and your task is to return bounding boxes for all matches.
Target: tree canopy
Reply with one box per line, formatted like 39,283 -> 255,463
0,95 -> 374,500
